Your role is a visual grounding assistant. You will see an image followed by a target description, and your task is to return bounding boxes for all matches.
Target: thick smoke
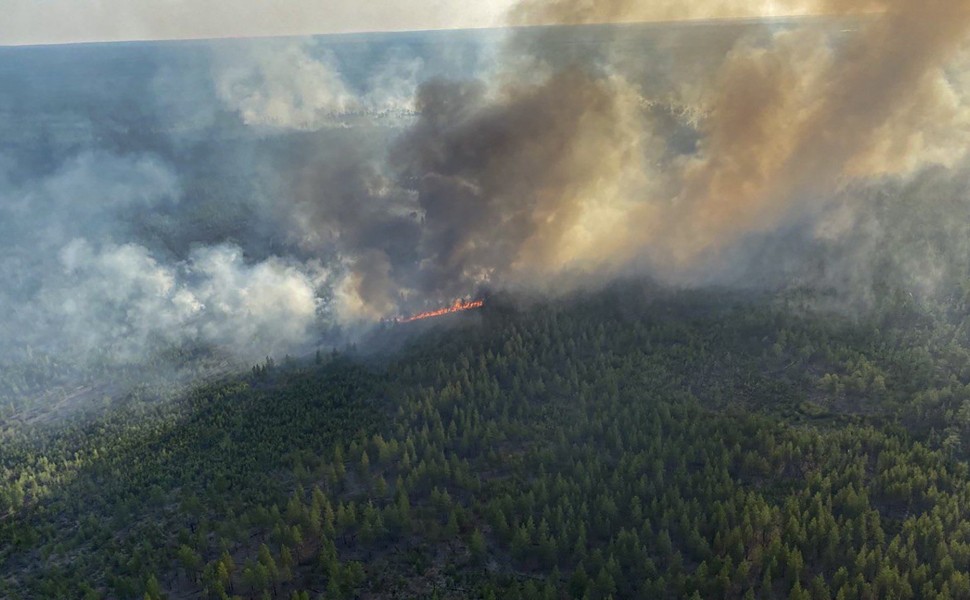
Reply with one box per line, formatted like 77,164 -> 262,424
2,0 -> 970,375
391,71 -> 658,285
0,37 -> 442,368
48,240 -> 325,361
657,0 -> 970,264
0,152 -> 328,364
302,0 -> 970,316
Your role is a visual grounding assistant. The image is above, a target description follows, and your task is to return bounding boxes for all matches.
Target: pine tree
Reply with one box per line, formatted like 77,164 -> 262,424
469,529 -> 487,564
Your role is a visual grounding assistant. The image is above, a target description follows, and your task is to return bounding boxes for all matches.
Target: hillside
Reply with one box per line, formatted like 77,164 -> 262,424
4,284 -> 970,599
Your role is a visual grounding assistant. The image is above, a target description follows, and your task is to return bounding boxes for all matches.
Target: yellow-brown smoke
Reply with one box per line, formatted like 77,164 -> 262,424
504,0 -> 970,271
663,0 -> 970,265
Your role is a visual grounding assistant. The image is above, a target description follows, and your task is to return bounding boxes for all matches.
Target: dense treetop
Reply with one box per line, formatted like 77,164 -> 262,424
4,283 -> 970,599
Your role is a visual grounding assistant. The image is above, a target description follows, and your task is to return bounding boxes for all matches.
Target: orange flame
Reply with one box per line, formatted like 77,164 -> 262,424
397,298 -> 485,323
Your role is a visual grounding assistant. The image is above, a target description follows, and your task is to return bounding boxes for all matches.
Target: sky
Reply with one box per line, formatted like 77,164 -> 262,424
2,0 -> 517,46
2,0 -> 818,46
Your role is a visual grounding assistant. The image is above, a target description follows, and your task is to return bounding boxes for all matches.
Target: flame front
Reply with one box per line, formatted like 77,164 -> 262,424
397,298 -> 485,323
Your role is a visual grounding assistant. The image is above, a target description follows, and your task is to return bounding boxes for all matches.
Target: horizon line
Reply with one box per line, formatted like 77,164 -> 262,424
0,13 -> 854,49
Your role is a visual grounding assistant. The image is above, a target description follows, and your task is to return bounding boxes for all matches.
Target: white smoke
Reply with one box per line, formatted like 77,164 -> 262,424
215,40 -> 358,130
0,150 -> 331,364
41,240 -> 326,362
188,244 -> 326,355
213,39 -> 423,130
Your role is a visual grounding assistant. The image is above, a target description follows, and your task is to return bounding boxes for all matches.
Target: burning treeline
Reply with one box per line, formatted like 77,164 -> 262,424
316,0 -> 970,322
396,298 -> 486,323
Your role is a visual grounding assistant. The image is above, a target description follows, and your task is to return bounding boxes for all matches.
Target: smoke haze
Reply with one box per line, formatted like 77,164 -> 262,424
1,1 -> 969,373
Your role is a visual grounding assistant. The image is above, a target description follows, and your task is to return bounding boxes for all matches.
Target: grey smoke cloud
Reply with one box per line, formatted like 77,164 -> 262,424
43,240 -> 325,361
0,36 -> 471,368
0,150 -> 328,364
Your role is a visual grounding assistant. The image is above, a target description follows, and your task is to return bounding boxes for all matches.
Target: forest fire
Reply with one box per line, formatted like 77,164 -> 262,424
397,298 -> 485,323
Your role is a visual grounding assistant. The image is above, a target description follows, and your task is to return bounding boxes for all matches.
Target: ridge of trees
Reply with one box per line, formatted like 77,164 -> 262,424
3,285 -> 970,598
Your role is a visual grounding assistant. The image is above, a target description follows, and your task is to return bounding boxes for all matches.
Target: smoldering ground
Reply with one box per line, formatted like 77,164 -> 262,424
1,0 -> 969,374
